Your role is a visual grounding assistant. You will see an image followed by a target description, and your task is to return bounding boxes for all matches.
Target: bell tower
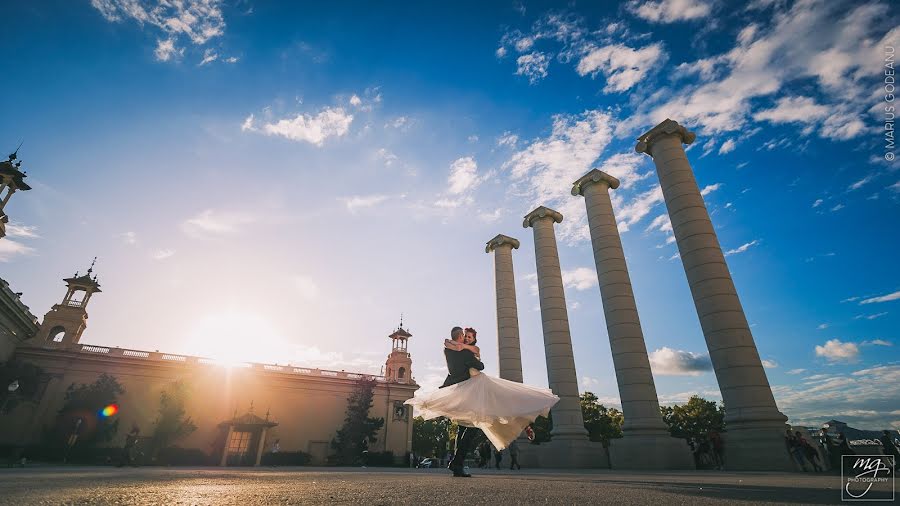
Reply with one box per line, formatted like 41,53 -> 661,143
35,258 -> 102,347
384,316 -> 413,384
0,147 -> 32,240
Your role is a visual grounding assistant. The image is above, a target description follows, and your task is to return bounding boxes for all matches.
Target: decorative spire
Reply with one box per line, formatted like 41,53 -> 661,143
265,408 -> 270,421
8,141 -> 22,161
399,313 -> 404,329
249,400 -> 254,414
87,256 -> 97,275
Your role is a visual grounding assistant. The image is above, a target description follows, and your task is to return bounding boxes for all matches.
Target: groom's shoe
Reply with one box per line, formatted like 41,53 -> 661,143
452,468 -> 472,478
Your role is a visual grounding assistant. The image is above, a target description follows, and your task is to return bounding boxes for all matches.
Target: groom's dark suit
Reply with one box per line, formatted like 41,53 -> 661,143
441,347 -> 484,474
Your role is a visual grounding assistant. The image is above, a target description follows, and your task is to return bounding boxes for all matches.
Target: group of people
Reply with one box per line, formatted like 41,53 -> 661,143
405,326 -> 559,477
687,431 -> 725,470
785,427 -> 900,473
475,439 -> 522,470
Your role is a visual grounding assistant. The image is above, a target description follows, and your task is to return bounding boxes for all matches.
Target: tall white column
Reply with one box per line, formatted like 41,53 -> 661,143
485,234 -> 524,383
572,169 -> 693,469
523,206 -> 588,441
636,118 -> 792,471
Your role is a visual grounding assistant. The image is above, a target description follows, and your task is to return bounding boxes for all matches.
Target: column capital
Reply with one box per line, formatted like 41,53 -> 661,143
571,169 -> 620,197
485,234 -> 521,253
523,206 -> 563,228
634,118 -> 696,155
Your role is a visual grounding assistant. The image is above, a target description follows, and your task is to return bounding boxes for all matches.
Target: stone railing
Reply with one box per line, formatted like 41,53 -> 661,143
65,342 -> 393,383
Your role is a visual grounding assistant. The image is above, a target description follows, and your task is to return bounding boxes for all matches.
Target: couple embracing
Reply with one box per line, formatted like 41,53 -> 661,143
405,326 -> 559,477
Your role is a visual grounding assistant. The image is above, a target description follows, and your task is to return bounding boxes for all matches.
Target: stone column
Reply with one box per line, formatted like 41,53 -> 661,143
572,169 -> 693,469
485,234 -> 524,383
522,207 -> 588,441
636,118 -> 792,471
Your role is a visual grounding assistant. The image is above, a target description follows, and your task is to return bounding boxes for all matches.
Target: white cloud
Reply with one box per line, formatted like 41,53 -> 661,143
503,110 -> 616,243
182,209 -> 255,237
6,223 -> 39,238
581,376 -> 602,389
224,56 -> 238,64
252,107 -> 353,146
648,347 -> 713,376
561,267 -> 597,291
576,43 -> 665,92
817,323 -> 828,330
293,275 -> 319,301
854,312 -> 888,320
762,359 -> 778,369
92,0 -> 226,57
814,339 -> 859,363
241,114 -> 256,132
341,194 -> 389,214
0,239 -> 34,262
349,94 -> 362,107
375,148 -> 398,167
700,183 -> 721,196
718,139 -> 736,154
497,132 -> 519,147
447,157 -> 481,195
787,368 -> 807,375
646,214 -> 672,234
812,198 -> 823,208
830,203 -> 845,212
752,96 -> 829,124
515,52 -> 550,83
849,175 -> 873,191
888,181 -> 900,193
152,249 -> 175,260
724,239 -> 759,256
477,208 -> 504,223
120,231 -> 137,245
385,116 -> 413,131
154,38 -> 182,62
198,48 -> 218,66
860,290 -> 900,304
861,339 -> 892,347
627,0 -> 713,23
495,46 -> 508,58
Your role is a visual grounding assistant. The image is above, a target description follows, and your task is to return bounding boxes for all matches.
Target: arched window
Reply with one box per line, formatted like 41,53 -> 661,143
49,326 -> 66,343
398,367 -> 406,379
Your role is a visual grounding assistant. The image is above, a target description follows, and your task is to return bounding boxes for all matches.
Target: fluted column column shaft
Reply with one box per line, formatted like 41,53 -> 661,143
491,244 -> 524,383
580,181 -> 669,435
640,128 -> 784,427
526,213 -> 588,440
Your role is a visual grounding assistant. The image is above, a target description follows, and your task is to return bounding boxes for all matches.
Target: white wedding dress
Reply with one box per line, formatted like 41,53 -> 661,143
404,368 -> 559,450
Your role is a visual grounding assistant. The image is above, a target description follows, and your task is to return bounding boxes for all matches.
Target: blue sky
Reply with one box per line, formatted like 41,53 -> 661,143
1,0 -> 898,429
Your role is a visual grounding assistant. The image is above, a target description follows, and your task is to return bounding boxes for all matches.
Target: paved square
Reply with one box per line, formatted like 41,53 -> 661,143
0,467 -> 845,505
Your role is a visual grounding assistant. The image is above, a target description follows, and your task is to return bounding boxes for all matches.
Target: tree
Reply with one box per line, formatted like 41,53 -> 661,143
580,392 -> 624,447
150,380 -> 197,455
54,373 -> 125,445
0,359 -> 44,413
330,378 -> 385,465
411,416 -> 452,457
659,395 -> 725,439
530,414 -> 553,444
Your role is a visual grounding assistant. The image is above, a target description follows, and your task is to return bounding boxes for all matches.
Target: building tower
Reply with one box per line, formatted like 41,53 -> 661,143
35,259 -> 102,347
384,317 -> 413,384
0,148 -> 32,240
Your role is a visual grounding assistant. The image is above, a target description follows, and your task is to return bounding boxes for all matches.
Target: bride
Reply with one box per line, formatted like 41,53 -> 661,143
404,327 -> 559,451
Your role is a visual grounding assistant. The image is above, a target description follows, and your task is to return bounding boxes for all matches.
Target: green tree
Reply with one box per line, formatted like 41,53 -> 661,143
580,392 -> 624,447
330,378 -> 385,465
411,416 -> 452,457
150,380 -> 197,455
0,359 -> 43,413
54,373 -> 125,445
659,395 -> 725,439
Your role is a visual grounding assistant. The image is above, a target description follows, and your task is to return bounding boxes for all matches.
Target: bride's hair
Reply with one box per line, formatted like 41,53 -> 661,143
464,327 -> 478,345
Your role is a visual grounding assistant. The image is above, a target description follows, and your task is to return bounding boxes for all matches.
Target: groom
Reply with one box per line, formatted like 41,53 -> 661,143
442,326 -> 485,477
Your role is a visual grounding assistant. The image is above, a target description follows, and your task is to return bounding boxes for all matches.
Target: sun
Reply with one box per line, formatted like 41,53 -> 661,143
184,311 -> 287,366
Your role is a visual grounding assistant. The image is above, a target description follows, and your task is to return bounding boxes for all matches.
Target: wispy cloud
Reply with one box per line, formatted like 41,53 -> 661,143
0,239 -> 34,262
152,249 -> 175,260
6,223 -> 39,238
341,194 -> 389,214
626,0 -> 713,23
859,290 -> 900,305
724,239 -> 759,256
182,209 -> 256,238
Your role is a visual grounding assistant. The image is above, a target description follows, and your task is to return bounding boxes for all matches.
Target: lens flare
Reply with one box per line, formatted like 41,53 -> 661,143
99,404 -> 118,417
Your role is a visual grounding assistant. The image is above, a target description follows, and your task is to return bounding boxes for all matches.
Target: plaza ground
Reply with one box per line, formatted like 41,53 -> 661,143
0,466 -> 849,505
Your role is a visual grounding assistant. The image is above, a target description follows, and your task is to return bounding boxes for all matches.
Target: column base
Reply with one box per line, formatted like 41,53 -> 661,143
723,425 -> 795,471
608,434 -> 695,470
516,439 -> 609,469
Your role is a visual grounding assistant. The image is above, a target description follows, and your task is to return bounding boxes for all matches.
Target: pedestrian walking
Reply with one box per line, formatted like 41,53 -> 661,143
508,439 -> 521,470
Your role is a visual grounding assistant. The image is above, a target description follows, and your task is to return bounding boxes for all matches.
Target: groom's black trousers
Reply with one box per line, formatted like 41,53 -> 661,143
451,426 -> 480,469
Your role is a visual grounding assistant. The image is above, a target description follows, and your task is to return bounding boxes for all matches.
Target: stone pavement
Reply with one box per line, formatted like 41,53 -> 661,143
0,466 -> 847,505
